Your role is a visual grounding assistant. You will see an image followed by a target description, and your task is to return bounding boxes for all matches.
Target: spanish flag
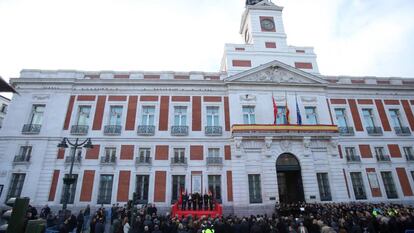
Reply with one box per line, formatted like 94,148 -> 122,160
285,93 -> 290,124
272,93 -> 278,125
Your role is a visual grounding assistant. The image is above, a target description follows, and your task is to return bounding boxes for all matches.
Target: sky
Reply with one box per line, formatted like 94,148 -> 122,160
0,0 -> 414,84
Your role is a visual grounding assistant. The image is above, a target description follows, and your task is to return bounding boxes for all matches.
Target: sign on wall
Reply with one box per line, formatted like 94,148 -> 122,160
367,172 -> 380,189
191,174 -> 202,194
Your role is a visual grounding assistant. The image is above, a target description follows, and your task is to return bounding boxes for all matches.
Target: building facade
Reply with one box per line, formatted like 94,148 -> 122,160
1,0 -> 414,215
0,95 -> 10,129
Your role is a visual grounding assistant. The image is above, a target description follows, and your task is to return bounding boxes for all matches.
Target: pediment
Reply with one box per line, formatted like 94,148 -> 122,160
225,60 -> 328,85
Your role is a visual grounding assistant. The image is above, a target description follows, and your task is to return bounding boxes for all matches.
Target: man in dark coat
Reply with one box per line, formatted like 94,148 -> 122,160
182,191 -> 188,210
95,217 -> 105,233
192,193 -> 197,211
203,192 -> 209,210
198,193 -> 203,210
76,210 -> 84,233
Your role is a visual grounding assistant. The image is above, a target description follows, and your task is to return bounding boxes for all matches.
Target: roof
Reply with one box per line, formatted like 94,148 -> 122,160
0,76 -> 17,93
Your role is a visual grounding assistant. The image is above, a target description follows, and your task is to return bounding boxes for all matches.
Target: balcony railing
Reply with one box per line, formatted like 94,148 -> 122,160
206,157 -> 223,165
65,155 -> 82,164
135,156 -> 152,165
171,126 -> 189,136
346,155 -> 361,163
170,157 -> 187,165
338,127 -> 355,136
231,124 -> 339,137
395,127 -> 411,136
21,124 -> 41,134
205,126 -> 223,136
376,154 -> 391,162
13,154 -> 31,164
137,125 -> 155,136
100,156 -> 116,165
405,154 -> 414,162
104,125 -> 122,135
70,125 -> 89,135
366,127 -> 383,136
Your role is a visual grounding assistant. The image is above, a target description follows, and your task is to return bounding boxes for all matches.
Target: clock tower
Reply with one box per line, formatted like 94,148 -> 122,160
221,0 -> 320,76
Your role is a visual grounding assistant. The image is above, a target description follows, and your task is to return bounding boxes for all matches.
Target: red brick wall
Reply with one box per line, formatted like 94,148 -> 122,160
155,145 -> 169,160
125,96 -> 138,131
375,100 -> 391,131
224,145 -> 231,160
265,42 -> 276,48
108,95 -> 127,101
57,148 -> 65,159
224,97 -> 230,131
190,145 -> 203,160
359,145 -> 372,158
48,170 -> 60,201
172,96 -> 190,102
63,96 -> 75,130
192,96 -> 202,131
140,96 -> 159,101
396,167 -> 413,196
77,95 -> 96,101
232,60 -> 252,67
117,171 -> 131,202
226,171 -> 233,202
388,144 -> 401,158
85,145 -> 100,160
357,99 -> 373,105
203,96 -> 222,102
384,100 -> 400,105
92,96 -> 106,130
294,62 -> 313,69
120,145 -> 134,160
330,99 -> 346,104
154,171 -> 166,202
159,96 -> 169,131
80,170 -> 95,202
401,100 -> 414,130
348,99 -> 363,131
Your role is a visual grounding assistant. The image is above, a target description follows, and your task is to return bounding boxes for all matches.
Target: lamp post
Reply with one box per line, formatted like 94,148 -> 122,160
57,137 -> 93,211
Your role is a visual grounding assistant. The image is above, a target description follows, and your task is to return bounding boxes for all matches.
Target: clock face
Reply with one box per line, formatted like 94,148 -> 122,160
261,19 -> 275,31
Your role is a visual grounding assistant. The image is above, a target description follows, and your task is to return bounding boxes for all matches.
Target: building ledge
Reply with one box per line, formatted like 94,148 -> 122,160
231,124 -> 338,137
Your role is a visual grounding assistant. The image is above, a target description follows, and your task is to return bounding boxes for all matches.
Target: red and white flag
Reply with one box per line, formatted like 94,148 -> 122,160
272,93 -> 278,125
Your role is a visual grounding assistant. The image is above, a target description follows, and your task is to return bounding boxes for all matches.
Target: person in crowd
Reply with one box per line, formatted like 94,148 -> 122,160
76,209 -> 84,233
40,204 -> 51,218
182,191 -> 188,210
188,192 -> 192,211
203,192 -> 209,211
123,216 -> 131,233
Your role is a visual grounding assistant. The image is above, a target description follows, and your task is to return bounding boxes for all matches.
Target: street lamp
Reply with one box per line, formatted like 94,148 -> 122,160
57,137 -> 93,211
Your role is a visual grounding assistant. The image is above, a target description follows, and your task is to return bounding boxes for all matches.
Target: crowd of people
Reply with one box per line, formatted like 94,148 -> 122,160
14,202 -> 414,233
180,191 -> 216,211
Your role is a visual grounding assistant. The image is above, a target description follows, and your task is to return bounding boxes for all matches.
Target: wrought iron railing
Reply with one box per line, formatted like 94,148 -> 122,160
13,154 -> 31,163
206,157 -> 223,165
104,125 -> 122,135
171,126 -> 189,136
395,127 -> 411,136
22,124 -> 41,134
135,156 -> 152,165
338,127 -> 355,136
170,157 -> 187,165
70,125 -> 89,135
405,153 -> 414,162
376,154 -> 391,162
100,156 -> 116,164
366,127 -> 383,136
137,125 -> 155,136
346,155 -> 361,162
205,126 -> 223,136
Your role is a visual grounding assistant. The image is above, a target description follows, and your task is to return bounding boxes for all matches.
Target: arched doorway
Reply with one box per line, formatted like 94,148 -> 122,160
276,153 -> 305,203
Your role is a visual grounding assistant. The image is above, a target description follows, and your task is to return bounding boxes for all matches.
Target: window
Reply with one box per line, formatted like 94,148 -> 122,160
174,106 -> 187,126
76,106 -> 91,125
404,147 -> 414,160
316,173 -> 332,201
345,147 -> 356,157
350,172 -> 366,200
104,147 -> 116,160
208,148 -> 220,157
6,173 -> 26,200
138,148 -> 151,162
305,107 -> 318,124
208,175 -> 221,202
206,106 -> 219,126
248,174 -> 262,203
60,174 -> 78,204
334,108 -> 348,128
141,106 -> 155,126
97,175 -> 113,204
109,106 -> 123,126
0,117 -> 3,128
171,175 -> 185,203
29,105 -> 45,125
242,106 -> 255,124
0,104 -> 7,113
17,146 -> 32,161
68,147 -> 82,162
375,147 -> 385,156
362,109 -> 375,128
389,109 -> 403,128
173,148 -> 185,163
381,171 -> 398,199
136,175 -> 149,204
276,106 -> 286,124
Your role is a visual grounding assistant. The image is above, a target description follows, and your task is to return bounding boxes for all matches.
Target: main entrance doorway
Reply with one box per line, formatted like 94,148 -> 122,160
276,153 -> 305,203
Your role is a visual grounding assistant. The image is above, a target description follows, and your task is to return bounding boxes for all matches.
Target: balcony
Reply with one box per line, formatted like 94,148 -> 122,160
366,127 -> 383,136
395,127 -> 411,136
405,154 -> 414,162
346,155 -> 361,163
104,125 -> 122,135
13,154 -> 31,164
135,156 -> 152,166
70,125 -> 89,135
231,124 -> 339,137
100,156 -> 116,165
170,157 -> 187,166
137,125 -> 155,136
171,126 -> 189,136
205,126 -> 223,136
338,127 -> 355,136
65,155 -> 81,164
206,157 -> 223,166
376,154 -> 391,162
21,124 -> 41,134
